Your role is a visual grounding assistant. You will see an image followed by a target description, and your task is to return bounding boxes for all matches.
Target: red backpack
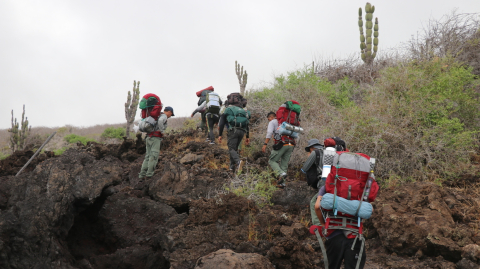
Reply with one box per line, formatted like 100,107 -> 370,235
322,152 -> 379,237
139,93 -> 162,120
276,100 -> 301,126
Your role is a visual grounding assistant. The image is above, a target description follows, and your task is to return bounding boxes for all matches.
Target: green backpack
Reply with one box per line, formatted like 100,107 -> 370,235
226,106 -> 249,129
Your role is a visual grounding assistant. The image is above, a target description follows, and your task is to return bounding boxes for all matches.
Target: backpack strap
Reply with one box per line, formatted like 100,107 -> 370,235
313,227 -> 329,268
352,234 -> 365,269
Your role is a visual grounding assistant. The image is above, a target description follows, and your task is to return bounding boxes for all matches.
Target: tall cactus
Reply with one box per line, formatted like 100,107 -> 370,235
359,2 -> 379,64
125,80 -> 140,138
8,105 -> 31,153
235,61 -> 248,95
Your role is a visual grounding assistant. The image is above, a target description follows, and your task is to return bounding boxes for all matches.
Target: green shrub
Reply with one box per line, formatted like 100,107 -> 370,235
183,119 -> 198,130
64,134 -> 96,146
225,169 -> 277,207
0,151 -> 9,160
101,127 -> 126,139
53,147 -> 68,156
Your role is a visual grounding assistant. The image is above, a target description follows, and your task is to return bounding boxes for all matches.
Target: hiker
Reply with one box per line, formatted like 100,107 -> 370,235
195,86 -> 215,135
191,91 -> 223,144
261,111 -> 277,152
218,93 -> 250,172
139,106 -> 174,179
301,139 -> 326,226
305,137 -> 346,225
266,101 -> 302,188
310,140 -> 378,269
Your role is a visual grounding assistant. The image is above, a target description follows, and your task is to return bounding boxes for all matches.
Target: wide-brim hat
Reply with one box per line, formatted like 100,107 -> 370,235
305,139 -> 323,152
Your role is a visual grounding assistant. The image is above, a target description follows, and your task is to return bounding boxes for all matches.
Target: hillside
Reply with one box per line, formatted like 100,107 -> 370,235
0,130 -> 479,268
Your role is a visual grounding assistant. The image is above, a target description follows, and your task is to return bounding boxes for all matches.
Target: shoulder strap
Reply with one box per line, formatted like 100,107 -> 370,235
314,149 -> 321,166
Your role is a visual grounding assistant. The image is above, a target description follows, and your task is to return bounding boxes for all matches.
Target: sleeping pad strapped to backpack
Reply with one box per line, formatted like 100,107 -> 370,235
138,93 -> 162,133
197,86 -> 214,106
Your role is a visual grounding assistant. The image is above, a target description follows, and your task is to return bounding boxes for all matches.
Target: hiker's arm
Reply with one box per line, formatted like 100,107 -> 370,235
301,152 -> 317,173
262,138 -> 270,152
314,195 -> 325,225
218,113 -> 227,137
191,102 -> 206,117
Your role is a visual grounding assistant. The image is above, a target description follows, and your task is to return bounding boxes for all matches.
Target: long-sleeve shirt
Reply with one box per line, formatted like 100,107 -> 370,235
266,119 -> 279,139
156,113 -> 168,133
218,110 -> 249,138
301,149 -> 323,175
147,113 -> 168,137
191,101 -> 206,116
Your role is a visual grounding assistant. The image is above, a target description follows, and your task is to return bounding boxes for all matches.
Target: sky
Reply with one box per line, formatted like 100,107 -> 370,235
0,0 -> 479,129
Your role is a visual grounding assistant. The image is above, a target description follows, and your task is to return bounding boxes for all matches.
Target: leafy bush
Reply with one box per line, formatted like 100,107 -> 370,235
183,119 -> 198,130
225,169 -> 277,207
0,151 -> 9,160
53,147 -> 68,156
101,127 -> 126,139
64,134 -> 96,146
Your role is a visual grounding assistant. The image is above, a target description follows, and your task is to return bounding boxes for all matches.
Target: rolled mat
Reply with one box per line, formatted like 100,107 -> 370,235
320,193 -> 373,219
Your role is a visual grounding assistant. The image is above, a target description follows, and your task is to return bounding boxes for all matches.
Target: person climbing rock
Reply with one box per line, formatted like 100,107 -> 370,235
191,91 -> 223,144
267,101 -> 301,188
194,86 -> 214,136
261,111 -> 288,188
139,106 -> 174,179
301,138 -> 326,226
218,93 -> 250,172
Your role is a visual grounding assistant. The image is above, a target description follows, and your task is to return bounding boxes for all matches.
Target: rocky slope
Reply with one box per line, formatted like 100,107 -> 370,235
0,130 -> 479,269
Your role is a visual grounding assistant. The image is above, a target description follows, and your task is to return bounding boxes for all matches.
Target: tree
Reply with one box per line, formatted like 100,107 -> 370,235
125,80 -> 140,138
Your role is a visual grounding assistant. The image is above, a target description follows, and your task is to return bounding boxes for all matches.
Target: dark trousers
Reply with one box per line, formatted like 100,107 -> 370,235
200,113 -> 207,133
206,113 -> 219,141
325,234 -> 366,269
227,129 -> 245,166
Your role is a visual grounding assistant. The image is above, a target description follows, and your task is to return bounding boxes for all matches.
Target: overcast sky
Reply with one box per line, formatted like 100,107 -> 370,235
1,0 -> 479,129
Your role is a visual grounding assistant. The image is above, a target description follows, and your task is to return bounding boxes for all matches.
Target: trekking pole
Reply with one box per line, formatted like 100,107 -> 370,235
16,131 -> 56,177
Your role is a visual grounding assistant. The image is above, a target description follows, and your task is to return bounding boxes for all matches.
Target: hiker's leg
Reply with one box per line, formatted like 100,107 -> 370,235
268,148 -> 284,176
279,145 -> 294,175
201,113 -> 207,134
325,234 -> 347,269
227,129 -> 240,165
207,114 -> 215,141
235,130 -> 244,152
310,194 -> 321,226
139,137 -> 152,178
146,137 -> 162,177
343,237 -> 366,269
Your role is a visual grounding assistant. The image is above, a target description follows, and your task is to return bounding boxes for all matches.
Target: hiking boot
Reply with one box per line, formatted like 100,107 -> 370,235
275,173 -> 286,188
205,138 -> 210,142
209,141 -> 216,145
